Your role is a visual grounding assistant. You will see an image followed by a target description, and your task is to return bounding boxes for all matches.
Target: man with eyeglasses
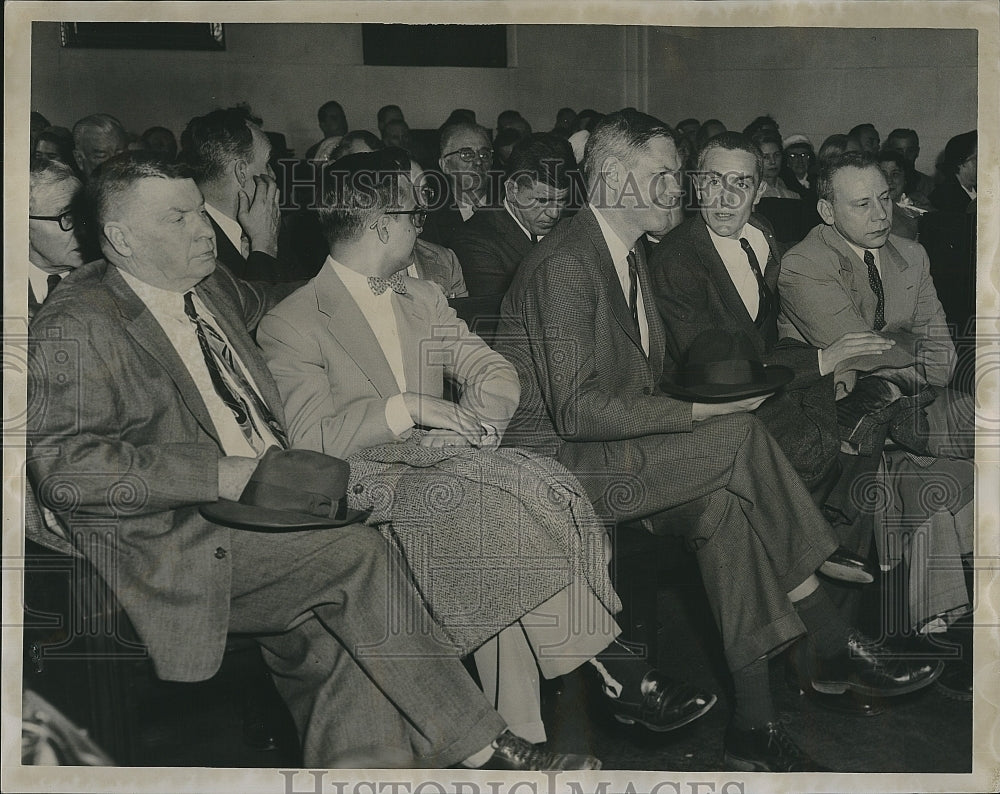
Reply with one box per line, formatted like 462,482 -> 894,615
421,120 -> 496,248
259,147 -> 720,758
28,158 -> 87,318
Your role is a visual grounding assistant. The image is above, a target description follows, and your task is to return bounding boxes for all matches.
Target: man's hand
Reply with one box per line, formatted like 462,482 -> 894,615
819,331 -> 895,375
419,429 -> 473,448
217,456 -> 259,500
402,393 -> 485,446
236,174 -> 281,258
691,394 -> 769,422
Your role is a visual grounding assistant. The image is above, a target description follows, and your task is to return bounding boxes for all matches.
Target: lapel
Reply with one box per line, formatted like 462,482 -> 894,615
497,208 -> 534,261
196,275 -> 285,423
876,237 -> 913,327
690,215 -> 761,333
28,281 -> 42,321
209,215 -> 246,268
819,224 -> 877,322
392,287 -> 429,391
313,264 -> 400,397
102,264 -> 221,447
749,214 -> 783,293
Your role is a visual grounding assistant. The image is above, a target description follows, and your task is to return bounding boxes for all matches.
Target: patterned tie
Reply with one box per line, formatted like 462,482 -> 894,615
183,292 -> 288,452
46,273 -> 62,298
626,249 -> 640,334
864,250 -> 886,331
239,232 -> 251,259
739,237 -> 773,328
368,272 -> 407,296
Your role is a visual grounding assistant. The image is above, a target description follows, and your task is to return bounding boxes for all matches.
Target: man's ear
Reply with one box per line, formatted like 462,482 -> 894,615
73,149 -> 86,174
817,198 -> 836,226
599,156 -> 621,193
503,178 -> 520,206
102,222 -> 132,258
234,157 -> 248,189
372,214 -> 391,244
751,177 -> 768,209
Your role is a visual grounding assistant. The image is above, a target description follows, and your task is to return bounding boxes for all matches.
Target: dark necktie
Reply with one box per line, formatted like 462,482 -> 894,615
627,249 -> 640,334
368,272 -> 407,296
739,237 -> 773,328
183,292 -> 288,452
530,233 -> 539,245
46,273 -> 62,298
864,250 -> 886,331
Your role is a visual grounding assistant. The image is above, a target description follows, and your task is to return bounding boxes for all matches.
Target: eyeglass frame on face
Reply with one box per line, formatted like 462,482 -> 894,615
29,210 -> 75,231
442,146 -> 493,164
383,208 -> 428,228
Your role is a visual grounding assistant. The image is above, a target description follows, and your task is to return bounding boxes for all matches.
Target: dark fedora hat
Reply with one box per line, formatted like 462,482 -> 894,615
660,329 -> 793,402
200,448 -> 369,531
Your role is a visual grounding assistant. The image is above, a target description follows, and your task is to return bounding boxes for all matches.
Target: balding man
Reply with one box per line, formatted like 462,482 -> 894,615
72,113 -> 128,178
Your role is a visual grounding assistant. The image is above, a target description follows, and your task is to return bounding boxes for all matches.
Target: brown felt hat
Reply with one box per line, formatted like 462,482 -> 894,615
660,329 -> 794,403
200,448 -> 369,531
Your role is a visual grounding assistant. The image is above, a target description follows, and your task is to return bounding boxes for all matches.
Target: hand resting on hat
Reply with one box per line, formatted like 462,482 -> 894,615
691,394 -> 769,422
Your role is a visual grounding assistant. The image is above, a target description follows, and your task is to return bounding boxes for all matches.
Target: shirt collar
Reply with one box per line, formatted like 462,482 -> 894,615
118,267 -> 188,315
204,202 -> 244,254
833,227 -> 881,267
503,199 -> 542,241
589,204 -> 633,264
328,256 -> 393,301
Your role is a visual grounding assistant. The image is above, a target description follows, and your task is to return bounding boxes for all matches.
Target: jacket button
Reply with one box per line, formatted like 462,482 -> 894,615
352,484 -> 364,495
214,547 -> 227,559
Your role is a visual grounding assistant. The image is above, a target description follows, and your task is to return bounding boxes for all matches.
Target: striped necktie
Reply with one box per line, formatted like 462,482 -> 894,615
183,292 -> 288,452
627,248 -> 640,334
739,237 -> 773,327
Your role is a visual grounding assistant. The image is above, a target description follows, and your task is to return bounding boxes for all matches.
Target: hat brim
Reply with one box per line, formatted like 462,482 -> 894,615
660,365 -> 794,403
199,500 -> 370,532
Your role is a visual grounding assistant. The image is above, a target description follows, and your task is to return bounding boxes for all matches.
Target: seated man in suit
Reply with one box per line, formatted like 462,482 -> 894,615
258,147 -> 718,748
777,150 -> 975,694
27,152 -> 598,771
496,109 -> 943,772
451,133 -> 575,297
183,107 -> 301,282
28,158 -> 87,318
420,120 -> 495,248
72,113 -> 128,179
930,130 -> 977,213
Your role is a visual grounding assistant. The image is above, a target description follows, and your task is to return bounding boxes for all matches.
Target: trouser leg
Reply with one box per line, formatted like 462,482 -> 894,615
228,522 -> 505,768
474,627 -> 545,744
924,387 -> 975,459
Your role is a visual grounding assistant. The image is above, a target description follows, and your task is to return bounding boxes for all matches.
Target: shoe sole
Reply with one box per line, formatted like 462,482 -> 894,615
811,660 -> 944,697
934,679 -> 973,702
722,750 -> 779,772
613,693 -> 718,732
818,561 -> 874,584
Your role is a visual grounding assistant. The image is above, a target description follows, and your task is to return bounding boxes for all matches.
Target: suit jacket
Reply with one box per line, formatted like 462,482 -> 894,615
777,224 -> 955,387
257,263 -> 520,460
930,175 -> 974,214
496,206 -> 693,476
411,238 -> 468,298
27,260 -> 282,682
449,206 -> 534,297
650,214 -> 841,488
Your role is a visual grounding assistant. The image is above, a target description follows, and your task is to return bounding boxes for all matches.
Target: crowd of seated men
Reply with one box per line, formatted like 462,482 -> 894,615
24,97 -> 977,773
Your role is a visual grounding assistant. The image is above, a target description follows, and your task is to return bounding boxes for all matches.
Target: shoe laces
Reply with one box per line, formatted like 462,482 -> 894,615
493,731 -> 559,769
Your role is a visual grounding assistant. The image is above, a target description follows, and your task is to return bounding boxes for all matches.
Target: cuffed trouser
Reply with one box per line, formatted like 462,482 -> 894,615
227,522 -> 505,768
563,413 -> 838,672
474,579 -> 621,742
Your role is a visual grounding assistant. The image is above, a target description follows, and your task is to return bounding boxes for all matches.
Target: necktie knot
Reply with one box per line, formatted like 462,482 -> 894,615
46,272 -> 62,296
368,272 -> 407,296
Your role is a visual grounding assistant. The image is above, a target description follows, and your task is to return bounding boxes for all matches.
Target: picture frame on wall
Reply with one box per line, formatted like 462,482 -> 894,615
59,22 -> 225,50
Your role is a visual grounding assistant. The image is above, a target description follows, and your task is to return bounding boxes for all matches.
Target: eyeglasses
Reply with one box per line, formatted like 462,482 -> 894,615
29,210 -> 75,231
442,147 -> 493,164
785,152 -> 811,160
385,208 -> 428,228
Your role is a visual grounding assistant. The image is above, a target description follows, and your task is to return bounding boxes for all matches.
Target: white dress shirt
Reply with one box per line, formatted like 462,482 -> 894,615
503,199 -> 545,241
591,205 -> 649,356
119,269 -> 281,457
327,257 -> 413,435
28,262 -> 64,305
205,202 -> 245,257
706,223 -> 771,319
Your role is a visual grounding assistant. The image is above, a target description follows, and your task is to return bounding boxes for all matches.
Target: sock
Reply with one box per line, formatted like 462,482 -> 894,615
461,736 -> 501,768
794,584 -> 851,658
588,639 -> 651,698
731,656 -> 774,730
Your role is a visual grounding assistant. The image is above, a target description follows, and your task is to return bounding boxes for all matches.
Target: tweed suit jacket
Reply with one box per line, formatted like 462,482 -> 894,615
496,206 -> 694,479
777,224 -> 955,387
649,213 -> 841,488
450,205 -> 534,297
411,238 -> 469,298
257,262 -> 520,460
27,260 -> 283,682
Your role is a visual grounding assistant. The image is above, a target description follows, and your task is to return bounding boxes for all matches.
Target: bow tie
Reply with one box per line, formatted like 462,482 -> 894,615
368,272 -> 407,296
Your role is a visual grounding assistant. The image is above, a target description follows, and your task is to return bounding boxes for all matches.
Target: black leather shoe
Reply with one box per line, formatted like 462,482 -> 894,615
935,659 -> 973,701
607,671 -> 717,731
723,722 -> 831,772
819,546 -> 875,584
483,731 -> 601,770
785,652 -> 886,716
810,631 -> 944,697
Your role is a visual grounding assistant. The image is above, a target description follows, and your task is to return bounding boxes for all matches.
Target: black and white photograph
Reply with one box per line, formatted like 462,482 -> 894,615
3,2 -> 998,793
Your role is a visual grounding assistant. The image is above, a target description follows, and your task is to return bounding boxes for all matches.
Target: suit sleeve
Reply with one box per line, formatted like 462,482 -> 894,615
257,311 -> 408,459
902,243 -> 956,386
443,246 -> 469,298
520,253 -> 693,442
451,224 -> 513,297
27,311 -> 221,518
777,247 -> 922,375
425,286 -> 521,435
209,264 -> 302,333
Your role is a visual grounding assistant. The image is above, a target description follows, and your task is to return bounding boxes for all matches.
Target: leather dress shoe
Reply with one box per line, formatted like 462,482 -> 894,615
819,546 -> 875,584
607,670 -> 717,731
935,658 -> 973,701
810,631 -> 944,697
723,722 -> 831,772
784,652 -> 885,716
483,730 -> 601,771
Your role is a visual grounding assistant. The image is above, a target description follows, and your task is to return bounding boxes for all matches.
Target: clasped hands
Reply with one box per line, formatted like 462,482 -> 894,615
401,393 -> 500,449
